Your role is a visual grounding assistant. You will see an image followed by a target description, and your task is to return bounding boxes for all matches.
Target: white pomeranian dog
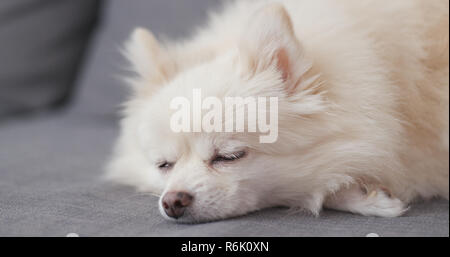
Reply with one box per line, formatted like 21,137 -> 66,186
106,0 -> 449,222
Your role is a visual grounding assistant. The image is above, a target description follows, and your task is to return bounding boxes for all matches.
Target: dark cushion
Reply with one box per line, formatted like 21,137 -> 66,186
0,0 -> 101,119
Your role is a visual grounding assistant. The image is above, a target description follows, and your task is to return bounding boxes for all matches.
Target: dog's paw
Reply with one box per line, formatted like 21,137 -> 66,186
357,188 -> 409,217
325,185 -> 409,217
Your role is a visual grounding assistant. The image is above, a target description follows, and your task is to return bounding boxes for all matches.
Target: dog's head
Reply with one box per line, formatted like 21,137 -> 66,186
106,4 -> 332,222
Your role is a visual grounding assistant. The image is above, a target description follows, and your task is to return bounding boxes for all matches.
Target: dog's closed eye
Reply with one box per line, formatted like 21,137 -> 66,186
157,161 -> 174,172
211,150 -> 247,165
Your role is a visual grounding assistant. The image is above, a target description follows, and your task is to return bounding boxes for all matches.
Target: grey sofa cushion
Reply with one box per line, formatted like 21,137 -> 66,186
0,0 -> 100,119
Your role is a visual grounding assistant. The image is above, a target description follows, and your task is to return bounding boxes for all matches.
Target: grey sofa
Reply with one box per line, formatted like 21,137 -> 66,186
0,0 -> 448,237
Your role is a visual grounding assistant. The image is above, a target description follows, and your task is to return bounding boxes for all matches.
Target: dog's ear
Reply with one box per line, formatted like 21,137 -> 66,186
123,27 -> 175,86
238,4 -> 310,94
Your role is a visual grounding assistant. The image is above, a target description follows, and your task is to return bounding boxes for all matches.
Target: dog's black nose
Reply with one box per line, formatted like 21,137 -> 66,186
162,191 -> 193,219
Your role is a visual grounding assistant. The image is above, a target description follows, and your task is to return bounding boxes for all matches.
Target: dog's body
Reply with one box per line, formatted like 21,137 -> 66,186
107,0 -> 449,222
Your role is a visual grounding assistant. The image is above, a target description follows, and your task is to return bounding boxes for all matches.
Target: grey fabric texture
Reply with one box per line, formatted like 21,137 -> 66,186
0,0 -> 100,118
0,0 -> 448,236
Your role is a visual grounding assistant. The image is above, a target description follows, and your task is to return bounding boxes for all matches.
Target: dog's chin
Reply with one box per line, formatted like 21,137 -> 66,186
160,214 -> 197,224
158,207 -> 216,224
158,202 -> 248,223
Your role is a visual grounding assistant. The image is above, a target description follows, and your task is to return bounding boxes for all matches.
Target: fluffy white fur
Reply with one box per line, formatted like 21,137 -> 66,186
106,0 -> 449,222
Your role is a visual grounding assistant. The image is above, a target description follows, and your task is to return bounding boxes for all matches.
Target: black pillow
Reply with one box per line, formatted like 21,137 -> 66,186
0,0 -> 101,119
